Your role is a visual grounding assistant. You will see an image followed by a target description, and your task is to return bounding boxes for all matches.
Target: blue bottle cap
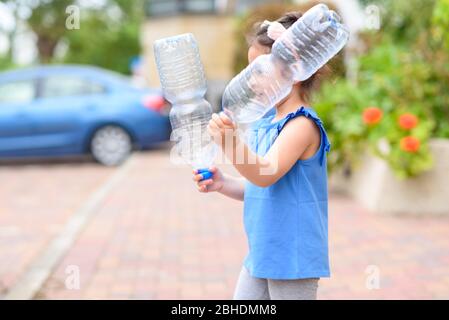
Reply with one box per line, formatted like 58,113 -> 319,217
197,168 -> 213,181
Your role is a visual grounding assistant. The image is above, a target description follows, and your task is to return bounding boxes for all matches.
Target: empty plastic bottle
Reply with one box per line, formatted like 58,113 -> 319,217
222,4 -> 349,124
154,33 -> 216,180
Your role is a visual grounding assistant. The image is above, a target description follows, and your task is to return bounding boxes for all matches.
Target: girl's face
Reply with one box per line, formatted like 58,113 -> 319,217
247,41 -> 270,64
247,39 -> 304,104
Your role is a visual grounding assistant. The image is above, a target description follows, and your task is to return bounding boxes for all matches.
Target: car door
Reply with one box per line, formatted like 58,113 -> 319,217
26,74 -> 106,154
0,79 -> 37,155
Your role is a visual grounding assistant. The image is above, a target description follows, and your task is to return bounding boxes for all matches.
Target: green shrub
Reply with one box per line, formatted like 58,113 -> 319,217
0,55 -> 15,71
60,0 -> 144,75
315,0 -> 449,178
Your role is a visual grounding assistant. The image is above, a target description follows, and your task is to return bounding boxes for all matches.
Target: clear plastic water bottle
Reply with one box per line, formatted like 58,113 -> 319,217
154,33 -> 216,180
222,4 -> 349,124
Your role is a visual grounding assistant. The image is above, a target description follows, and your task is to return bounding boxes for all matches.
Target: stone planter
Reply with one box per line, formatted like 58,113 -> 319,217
329,139 -> 449,216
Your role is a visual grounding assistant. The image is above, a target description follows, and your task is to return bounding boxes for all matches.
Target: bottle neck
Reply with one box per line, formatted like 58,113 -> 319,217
169,96 -> 209,108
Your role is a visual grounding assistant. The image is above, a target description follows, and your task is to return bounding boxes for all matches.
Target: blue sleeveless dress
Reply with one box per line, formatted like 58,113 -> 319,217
243,106 -> 331,280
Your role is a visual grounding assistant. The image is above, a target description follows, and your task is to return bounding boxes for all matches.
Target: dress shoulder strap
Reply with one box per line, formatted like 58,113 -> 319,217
276,106 -> 331,166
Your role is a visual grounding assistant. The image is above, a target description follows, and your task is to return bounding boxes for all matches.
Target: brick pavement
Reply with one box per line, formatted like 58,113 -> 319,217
0,160 -> 114,297
37,152 -> 246,299
1,150 -> 449,299
320,195 -> 449,299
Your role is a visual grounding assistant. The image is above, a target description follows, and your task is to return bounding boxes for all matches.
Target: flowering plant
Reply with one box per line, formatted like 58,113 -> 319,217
315,41 -> 436,179
361,106 -> 433,179
314,0 -> 449,178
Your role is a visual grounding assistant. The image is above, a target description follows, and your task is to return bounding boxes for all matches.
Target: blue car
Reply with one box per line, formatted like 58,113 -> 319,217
0,65 -> 171,165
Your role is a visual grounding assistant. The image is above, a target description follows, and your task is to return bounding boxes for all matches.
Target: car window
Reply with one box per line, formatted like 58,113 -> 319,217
40,76 -> 106,98
0,80 -> 36,104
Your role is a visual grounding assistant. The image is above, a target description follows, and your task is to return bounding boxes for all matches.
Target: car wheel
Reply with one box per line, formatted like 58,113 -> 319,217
90,125 -> 133,166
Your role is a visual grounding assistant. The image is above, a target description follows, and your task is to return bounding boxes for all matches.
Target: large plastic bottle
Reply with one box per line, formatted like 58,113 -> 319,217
222,4 -> 349,124
154,33 -> 216,180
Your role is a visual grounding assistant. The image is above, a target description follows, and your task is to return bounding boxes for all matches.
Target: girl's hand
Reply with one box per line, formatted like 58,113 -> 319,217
192,166 -> 225,193
207,112 -> 236,146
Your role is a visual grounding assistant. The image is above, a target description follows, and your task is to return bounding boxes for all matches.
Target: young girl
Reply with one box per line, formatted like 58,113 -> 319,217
193,11 -> 331,300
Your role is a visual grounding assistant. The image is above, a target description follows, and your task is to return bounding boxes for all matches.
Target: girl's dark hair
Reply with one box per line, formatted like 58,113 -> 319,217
252,11 -> 331,103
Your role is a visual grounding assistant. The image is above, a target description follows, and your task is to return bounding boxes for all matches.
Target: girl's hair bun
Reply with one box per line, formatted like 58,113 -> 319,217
255,11 -> 303,47
266,21 -> 287,41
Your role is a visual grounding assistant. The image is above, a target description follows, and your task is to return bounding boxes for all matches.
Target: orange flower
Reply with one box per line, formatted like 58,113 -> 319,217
363,107 -> 383,125
400,136 -> 420,153
398,113 -> 419,130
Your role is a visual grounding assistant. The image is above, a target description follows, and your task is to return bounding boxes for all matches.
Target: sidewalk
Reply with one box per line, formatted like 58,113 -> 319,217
0,161 -> 114,296
1,150 -> 449,299
38,152 -> 246,299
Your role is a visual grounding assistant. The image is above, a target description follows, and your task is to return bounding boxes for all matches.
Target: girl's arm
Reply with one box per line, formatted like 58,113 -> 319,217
193,167 -> 245,201
218,174 -> 245,201
208,113 -> 317,187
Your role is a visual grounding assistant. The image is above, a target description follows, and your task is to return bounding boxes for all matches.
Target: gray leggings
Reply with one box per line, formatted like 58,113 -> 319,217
233,266 -> 319,300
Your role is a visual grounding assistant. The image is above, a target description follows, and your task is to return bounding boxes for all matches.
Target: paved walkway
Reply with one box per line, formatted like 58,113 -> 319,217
0,159 -> 114,297
1,150 -> 448,299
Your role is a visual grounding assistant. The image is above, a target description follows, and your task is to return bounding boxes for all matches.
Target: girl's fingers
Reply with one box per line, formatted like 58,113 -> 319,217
208,120 -> 220,130
207,124 -> 216,135
219,112 -> 234,126
209,166 -> 217,173
208,118 -> 217,126
212,113 -> 225,128
193,171 -> 215,184
208,126 -> 221,141
198,179 -> 213,187
208,119 -> 220,134
198,185 -> 207,193
207,126 -> 214,137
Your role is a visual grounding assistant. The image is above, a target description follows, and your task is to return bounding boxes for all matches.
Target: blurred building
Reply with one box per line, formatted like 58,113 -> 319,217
142,0 -> 285,109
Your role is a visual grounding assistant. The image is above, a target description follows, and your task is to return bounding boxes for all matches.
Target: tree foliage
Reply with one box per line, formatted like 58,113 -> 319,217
0,0 -> 144,74
62,0 -> 144,74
